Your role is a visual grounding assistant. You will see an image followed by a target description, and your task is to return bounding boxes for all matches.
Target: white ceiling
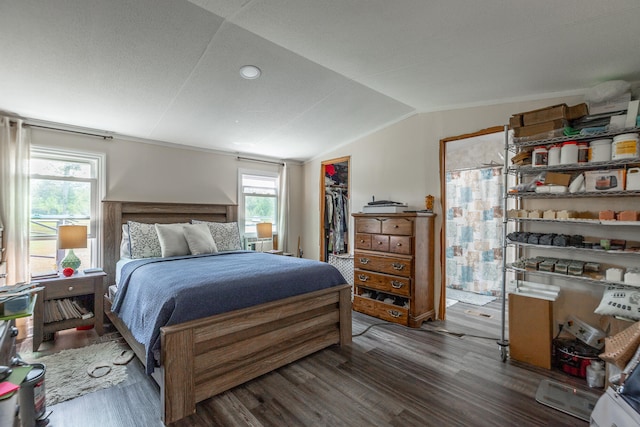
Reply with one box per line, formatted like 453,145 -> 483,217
1,0 -> 640,162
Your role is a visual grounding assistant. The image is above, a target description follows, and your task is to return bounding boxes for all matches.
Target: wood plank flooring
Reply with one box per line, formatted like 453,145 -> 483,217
19,300 -> 600,426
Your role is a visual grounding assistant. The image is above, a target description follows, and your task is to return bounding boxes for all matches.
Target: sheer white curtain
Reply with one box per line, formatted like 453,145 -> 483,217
277,162 -> 289,253
0,117 -> 31,285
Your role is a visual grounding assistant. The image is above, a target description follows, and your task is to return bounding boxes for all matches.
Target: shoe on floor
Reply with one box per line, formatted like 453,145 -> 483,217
113,349 -> 134,365
87,362 -> 111,378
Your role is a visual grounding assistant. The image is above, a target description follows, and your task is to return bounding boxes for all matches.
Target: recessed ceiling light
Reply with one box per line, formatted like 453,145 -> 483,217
239,65 -> 261,80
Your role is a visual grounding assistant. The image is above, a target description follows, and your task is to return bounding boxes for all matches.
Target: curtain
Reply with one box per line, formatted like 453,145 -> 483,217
0,117 -> 31,285
277,162 -> 289,253
445,166 -> 503,295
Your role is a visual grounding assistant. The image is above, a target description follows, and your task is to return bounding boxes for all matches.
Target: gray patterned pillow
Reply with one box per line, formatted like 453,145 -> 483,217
191,220 -> 242,251
127,221 -> 162,259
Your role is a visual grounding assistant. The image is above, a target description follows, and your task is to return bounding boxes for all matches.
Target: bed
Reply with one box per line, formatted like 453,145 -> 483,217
102,201 -> 352,424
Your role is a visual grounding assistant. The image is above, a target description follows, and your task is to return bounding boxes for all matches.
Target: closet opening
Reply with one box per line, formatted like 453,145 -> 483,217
320,156 -> 350,262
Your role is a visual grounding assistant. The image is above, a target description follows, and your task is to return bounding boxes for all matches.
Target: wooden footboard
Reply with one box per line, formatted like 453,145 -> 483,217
106,284 -> 352,424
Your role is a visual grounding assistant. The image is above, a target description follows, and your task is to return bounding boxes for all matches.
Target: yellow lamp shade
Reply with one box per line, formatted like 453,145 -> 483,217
256,222 -> 273,239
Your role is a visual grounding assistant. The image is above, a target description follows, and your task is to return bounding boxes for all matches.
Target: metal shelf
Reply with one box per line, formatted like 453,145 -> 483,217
507,190 -> 640,199
507,218 -> 640,226
512,127 -> 640,148
509,157 -> 640,175
506,240 -> 640,257
506,265 -> 639,289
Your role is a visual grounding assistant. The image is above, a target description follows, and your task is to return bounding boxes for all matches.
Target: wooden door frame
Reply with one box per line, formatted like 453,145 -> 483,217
319,156 -> 350,262
438,126 -> 503,318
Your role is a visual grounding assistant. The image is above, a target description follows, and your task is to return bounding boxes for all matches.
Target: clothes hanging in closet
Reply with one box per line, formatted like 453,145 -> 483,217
324,187 -> 348,256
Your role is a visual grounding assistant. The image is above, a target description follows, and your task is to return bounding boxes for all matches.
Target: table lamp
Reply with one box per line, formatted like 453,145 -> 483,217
256,222 -> 273,252
58,225 -> 87,271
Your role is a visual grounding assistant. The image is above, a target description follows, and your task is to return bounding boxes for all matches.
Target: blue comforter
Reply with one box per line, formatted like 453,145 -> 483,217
111,251 -> 346,373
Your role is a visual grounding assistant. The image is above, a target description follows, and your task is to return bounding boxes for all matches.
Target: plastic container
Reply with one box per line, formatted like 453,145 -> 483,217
560,141 -> 578,164
627,167 -> 640,190
532,146 -> 548,167
19,363 -> 46,427
547,145 -> 561,166
589,139 -> 612,162
586,361 -> 605,388
577,142 -> 589,163
612,133 -> 639,160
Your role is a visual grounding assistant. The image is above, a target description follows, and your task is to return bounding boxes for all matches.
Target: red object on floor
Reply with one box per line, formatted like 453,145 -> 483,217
76,325 -> 94,331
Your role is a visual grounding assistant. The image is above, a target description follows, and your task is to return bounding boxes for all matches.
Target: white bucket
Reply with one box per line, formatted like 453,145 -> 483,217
612,133 -> 639,160
627,167 -> 640,190
589,139 -> 612,162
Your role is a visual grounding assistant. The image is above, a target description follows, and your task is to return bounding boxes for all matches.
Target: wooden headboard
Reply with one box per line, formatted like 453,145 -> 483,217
102,201 -> 238,285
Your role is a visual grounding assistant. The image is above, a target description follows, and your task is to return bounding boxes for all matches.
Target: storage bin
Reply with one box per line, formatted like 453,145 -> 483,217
560,141 -> 578,164
627,167 -> 640,190
589,139 -> 612,162
612,133 -> 639,160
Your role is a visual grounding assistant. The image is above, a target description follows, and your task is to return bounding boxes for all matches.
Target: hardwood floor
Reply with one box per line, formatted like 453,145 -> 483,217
20,300 -> 599,426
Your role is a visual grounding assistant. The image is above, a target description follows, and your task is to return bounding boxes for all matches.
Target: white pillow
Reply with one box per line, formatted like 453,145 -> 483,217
191,220 -> 242,251
183,223 -> 218,255
120,224 -> 131,258
155,223 -> 190,257
128,221 -> 162,259
595,287 -> 640,321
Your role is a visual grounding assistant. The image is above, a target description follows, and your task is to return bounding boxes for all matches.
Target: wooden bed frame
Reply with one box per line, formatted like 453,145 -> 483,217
101,201 -> 352,424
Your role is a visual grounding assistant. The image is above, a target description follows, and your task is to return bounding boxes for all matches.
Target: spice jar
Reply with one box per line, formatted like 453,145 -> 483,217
577,142 -> 589,163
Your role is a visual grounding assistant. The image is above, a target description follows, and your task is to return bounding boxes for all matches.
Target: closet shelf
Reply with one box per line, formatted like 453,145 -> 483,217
509,157 -> 640,174
507,190 -> 640,199
506,240 -> 640,257
506,265 -> 638,289
507,218 -> 640,226
513,127 -> 640,148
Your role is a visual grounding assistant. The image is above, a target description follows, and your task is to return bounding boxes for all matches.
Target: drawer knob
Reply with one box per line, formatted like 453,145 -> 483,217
387,310 -> 401,318
396,242 -> 402,246
394,225 -> 399,228
68,286 -> 74,291
360,239 -> 365,243
390,281 -> 404,289
359,258 -> 370,265
377,241 -> 383,245
391,263 -> 405,271
358,274 -> 369,282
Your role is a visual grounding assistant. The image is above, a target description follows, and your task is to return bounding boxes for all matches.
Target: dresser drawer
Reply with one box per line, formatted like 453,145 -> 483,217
381,218 -> 413,236
371,235 -> 389,252
355,217 -> 382,234
354,269 -> 410,297
353,295 -> 409,326
354,252 -> 412,277
355,233 -> 372,250
45,280 -> 94,299
389,236 -> 412,255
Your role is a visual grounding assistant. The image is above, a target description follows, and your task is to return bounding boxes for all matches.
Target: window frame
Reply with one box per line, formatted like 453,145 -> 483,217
30,146 -> 106,270
238,169 -> 279,243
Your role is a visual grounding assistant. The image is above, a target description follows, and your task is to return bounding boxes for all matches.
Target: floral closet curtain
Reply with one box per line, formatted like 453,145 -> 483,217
445,166 -> 503,295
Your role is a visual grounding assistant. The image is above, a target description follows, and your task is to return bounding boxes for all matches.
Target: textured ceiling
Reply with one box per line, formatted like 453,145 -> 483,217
1,0 -> 640,161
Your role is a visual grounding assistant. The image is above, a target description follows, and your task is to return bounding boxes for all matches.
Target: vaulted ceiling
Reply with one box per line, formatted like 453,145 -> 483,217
1,0 -> 640,161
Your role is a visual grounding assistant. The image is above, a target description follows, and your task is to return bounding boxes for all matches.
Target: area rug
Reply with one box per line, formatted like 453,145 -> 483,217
535,379 -> 599,422
22,341 -> 129,406
446,288 -> 496,306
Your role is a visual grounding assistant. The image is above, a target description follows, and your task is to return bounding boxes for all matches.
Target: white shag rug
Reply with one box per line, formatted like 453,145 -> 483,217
22,341 -> 129,406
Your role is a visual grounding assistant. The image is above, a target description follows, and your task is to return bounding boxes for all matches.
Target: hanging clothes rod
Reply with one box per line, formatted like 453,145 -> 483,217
237,156 -> 284,166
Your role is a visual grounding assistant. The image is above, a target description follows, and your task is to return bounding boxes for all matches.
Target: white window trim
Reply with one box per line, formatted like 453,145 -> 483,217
238,168 -> 279,243
31,145 -> 106,268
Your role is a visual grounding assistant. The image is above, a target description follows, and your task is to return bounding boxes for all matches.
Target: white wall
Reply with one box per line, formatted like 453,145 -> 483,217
30,128 -> 304,253
302,94 -> 589,318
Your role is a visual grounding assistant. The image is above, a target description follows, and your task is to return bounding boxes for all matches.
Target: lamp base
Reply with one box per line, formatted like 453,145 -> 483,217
60,249 -> 81,271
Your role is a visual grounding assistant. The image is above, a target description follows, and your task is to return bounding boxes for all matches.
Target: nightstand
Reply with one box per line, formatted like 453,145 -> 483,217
32,271 -> 106,351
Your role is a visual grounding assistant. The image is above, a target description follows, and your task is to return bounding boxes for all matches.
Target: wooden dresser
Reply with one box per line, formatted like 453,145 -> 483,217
352,212 -> 435,327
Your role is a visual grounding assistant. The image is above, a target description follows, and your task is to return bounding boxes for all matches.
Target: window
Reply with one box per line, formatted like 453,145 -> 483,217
29,148 -> 104,273
240,172 -> 278,237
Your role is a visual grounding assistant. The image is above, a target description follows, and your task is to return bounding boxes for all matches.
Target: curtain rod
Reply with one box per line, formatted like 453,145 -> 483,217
237,156 -> 284,166
26,123 -> 114,140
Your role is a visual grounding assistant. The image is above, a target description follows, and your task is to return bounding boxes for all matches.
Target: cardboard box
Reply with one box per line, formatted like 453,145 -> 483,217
584,169 -> 626,192
522,104 -> 568,126
545,172 -> 572,187
513,119 -> 567,138
509,114 -> 524,129
509,293 -> 554,369
567,103 -> 588,120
